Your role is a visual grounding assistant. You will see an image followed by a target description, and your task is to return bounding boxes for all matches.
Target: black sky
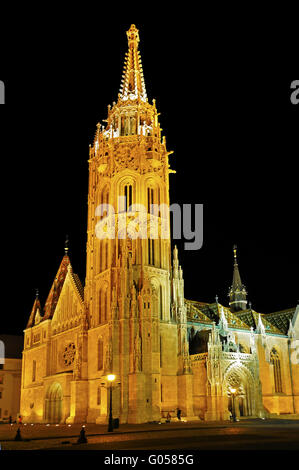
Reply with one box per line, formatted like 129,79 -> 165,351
1,15 -> 298,334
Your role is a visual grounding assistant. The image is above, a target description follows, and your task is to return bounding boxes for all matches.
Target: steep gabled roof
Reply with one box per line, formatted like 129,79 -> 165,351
72,272 -> 84,302
43,255 -> 71,321
26,295 -> 42,329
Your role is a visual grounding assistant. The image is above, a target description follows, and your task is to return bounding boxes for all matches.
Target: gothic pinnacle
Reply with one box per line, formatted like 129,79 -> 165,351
119,24 -> 147,101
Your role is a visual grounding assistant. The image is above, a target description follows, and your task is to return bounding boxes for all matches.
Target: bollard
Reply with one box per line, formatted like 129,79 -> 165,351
77,426 -> 87,444
14,428 -> 22,441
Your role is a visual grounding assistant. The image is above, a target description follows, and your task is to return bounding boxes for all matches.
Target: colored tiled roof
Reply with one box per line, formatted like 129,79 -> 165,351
72,273 -> 84,301
235,309 -> 287,335
26,297 -> 42,329
264,308 -> 296,335
186,300 -> 251,331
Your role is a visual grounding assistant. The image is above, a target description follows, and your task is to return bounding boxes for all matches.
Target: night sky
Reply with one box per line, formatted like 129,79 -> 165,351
1,16 -> 298,335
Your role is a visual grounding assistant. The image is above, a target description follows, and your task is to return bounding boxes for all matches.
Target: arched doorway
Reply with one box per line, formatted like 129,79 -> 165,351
45,383 -> 63,423
224,364 -> 255,418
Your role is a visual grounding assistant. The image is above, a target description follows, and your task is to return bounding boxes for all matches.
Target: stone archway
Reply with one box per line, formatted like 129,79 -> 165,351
224,364 -> 255,418
44,382 -> 63,423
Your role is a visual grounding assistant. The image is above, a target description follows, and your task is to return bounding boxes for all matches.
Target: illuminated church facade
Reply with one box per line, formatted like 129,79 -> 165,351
20,25 -> 299,424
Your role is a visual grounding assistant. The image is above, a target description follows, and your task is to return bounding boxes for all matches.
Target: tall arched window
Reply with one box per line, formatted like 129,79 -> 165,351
270,348 -> 282,393
101,241 -> 107,272
104,290 -> 108,322
98,287 -> 108,324
159,285 -> 163,320
120,116 -> 125,135
98,290 -> 102,325
105,241 -> 108,270
98,338 -> 103,370
124,184 -> 132,211
147,187 -> 155,213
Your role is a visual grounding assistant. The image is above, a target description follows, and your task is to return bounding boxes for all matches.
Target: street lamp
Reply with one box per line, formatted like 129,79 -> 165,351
230,387 -> 237,422
107,374 -> 116,432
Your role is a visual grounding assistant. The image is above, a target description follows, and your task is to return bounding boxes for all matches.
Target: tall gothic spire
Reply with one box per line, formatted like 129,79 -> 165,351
228,245 -> 247,312
119,24 -> 147,102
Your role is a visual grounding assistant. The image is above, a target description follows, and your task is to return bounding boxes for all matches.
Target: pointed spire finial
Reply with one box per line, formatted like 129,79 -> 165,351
288,319 -> 296,339
126,24 -> 140,49
233,244 -> 238,263
119,25 -> 147,101
35,288 -> 39,299
64,234 -> 69,255
256,314 -> 265,335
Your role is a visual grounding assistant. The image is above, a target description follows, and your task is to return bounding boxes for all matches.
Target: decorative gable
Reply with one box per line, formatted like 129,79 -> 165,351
51,265 -> 84,333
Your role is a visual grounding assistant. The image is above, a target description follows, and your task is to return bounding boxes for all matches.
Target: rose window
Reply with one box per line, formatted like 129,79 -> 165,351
63,343 -> 76,366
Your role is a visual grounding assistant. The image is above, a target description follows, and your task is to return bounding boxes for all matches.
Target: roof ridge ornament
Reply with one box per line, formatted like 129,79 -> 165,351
256,313 -> 266,335
218,306 -> 229,337
288,319 -> 296,339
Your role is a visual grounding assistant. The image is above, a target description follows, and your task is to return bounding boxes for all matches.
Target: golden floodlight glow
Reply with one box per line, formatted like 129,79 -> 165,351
230,388 -> 237,394
107,374 -> 116,382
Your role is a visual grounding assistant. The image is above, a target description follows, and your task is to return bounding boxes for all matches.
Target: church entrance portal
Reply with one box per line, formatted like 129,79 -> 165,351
225,365 -> 255,418
45,383 -> 63,423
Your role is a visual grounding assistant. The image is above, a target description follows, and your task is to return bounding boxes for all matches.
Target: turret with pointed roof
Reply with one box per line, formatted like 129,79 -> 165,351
228,245 -> 247,312
26,289 -> 42,329
93,24 -> 163,144
43,253 -> 70,321
25,238 -> 84,328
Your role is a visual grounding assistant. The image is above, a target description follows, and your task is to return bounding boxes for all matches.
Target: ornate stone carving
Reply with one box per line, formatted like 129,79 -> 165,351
63,342 -> 76,367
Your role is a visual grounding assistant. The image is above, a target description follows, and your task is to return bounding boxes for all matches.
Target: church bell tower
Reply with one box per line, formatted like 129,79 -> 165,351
85,25 -> 190,423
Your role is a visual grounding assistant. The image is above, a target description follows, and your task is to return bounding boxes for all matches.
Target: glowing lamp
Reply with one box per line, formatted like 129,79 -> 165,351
107,374 -> 116,382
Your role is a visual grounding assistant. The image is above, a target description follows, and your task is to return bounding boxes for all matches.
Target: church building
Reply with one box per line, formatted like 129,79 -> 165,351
20,25 -> 299,424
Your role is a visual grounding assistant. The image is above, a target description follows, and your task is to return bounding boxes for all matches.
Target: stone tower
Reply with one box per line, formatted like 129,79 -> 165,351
85,24 -> 193,423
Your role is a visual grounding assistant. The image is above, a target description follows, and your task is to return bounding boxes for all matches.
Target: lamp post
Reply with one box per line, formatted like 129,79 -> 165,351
107,374 -> 116,432
230,388 -> 237,422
